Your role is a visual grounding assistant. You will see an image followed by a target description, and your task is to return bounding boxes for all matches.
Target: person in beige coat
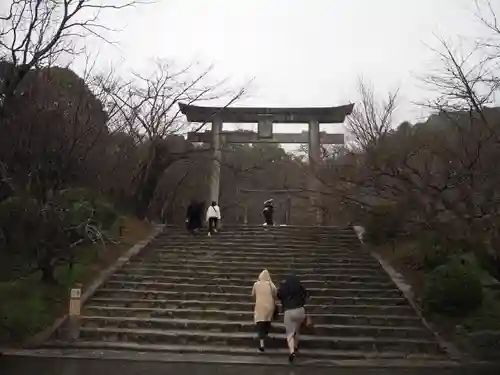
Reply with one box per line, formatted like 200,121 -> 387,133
251,269 -> 277,352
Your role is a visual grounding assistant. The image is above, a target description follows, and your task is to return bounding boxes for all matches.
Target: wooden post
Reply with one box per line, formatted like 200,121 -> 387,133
67,283 -> 82,341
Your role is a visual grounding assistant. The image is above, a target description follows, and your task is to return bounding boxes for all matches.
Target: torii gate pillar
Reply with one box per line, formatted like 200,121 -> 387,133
209,116 -> 223,204
308,118 -> 322,224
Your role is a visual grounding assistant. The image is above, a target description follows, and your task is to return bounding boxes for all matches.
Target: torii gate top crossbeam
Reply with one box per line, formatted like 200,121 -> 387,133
179,103 -> 354,123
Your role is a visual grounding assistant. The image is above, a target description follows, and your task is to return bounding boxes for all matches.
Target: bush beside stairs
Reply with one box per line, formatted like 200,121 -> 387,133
45,226 -> 454,364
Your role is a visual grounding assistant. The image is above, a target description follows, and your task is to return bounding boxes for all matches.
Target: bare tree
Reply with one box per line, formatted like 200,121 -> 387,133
96,60 -> 247,218
0,0 -> 144,107
345,78 -> 399,151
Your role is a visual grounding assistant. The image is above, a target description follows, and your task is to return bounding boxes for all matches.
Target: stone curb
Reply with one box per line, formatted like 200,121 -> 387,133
22,224 -> 165,348
352,226 -> 462,361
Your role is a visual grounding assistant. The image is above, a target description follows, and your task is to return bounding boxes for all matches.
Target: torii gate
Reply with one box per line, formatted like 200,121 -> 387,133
179,103 -> 354,225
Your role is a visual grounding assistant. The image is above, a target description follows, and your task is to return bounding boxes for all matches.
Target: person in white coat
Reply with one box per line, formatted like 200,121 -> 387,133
206,201 -> 221,236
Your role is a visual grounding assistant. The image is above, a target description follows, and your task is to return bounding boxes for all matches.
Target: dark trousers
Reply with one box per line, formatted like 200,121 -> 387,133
263,211 -> 273,225
208,217 -> 218,234
256,321 -> 271,339
186,217 -> 201,234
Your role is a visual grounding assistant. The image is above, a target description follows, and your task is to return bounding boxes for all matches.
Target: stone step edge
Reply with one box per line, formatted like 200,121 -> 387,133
103,281 -> 400,294
95,288 -> 406,300
78,327 -> 440,345
83,306 -> 422,321
125,263 -> 383,271
111,273 -> 391,282
152,241 -> 360,246
40,341 -> 452,362
87,298 -> 415,310
139,258 -> 377,265
155,239 -> 360,242
151,245 -> 361,250
109,276 -> 395,287
80,315 -> 428,333
118,269 -> 389,278
164,236 -> 357,239
144,251 -> 371,258
146,252 -> 368,258
127,262 -> 382,269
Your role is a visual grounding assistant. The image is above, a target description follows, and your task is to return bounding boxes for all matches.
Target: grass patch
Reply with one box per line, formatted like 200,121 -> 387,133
0,216 -> 152,346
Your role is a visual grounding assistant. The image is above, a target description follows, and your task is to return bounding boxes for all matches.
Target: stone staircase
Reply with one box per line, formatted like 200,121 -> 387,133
47,225 -> 450,363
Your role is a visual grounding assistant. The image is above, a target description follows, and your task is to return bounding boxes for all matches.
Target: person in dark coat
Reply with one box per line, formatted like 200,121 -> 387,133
262,199 -> 274,226
277,274 -> 309,363
186,200 -> 202,234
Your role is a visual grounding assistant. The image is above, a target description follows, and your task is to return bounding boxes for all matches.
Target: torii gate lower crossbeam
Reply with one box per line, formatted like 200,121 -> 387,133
179,103 -> 354,225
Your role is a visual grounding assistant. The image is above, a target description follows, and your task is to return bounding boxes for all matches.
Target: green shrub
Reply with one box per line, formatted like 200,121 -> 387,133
423,257 -> 483,316
417,233 -> 455,271
57,188 -> 117,230
0,190 -> 118,283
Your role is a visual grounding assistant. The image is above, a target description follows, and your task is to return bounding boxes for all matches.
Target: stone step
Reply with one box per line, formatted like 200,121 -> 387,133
93,288 -> 407,303
146,248 -> 367,257
150,245 -> 361,254
125,262 -> 384,274
152,237 -> 360,243
159,231 -> 356,239
197,225 -> 354,231
133,257 -> 379,268
153,239 -> 360,247
157,230 -> 358,237
102,281 -> 403,298
163,232 -> 359,237
77,327 -> 443,353
117,267 -> 389,280
109,274 -> 394,289
44,340 -> 450,361
158,231 -> 359,237
113,270 -> 391,284
87,298 -> 417,315
83,306 -> 425,327
142,249 -> 378,264
80,316 -> 432,340
145,248 -> 363,257
162,227 -> 356,235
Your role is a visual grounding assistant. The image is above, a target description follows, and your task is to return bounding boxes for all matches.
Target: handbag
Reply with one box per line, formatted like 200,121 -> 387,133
301,314 -> 314,331
272,303 -> 280,320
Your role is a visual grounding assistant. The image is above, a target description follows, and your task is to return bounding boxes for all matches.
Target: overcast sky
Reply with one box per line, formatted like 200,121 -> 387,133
80,0 -> 494,134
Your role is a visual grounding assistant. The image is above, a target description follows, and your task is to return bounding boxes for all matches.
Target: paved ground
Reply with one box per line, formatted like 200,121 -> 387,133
1,356 -> 499,375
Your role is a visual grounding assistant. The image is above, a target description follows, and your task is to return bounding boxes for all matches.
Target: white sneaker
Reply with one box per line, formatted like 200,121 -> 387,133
208,232 -> 212,237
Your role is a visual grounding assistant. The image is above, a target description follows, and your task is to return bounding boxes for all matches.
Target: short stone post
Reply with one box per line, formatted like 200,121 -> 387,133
67,283 -> 82,341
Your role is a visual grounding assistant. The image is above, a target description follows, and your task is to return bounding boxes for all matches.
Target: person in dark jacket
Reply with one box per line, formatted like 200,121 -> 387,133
186,200 -> 203,234
262,199 -> 274,226
277,274 -> 308,363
